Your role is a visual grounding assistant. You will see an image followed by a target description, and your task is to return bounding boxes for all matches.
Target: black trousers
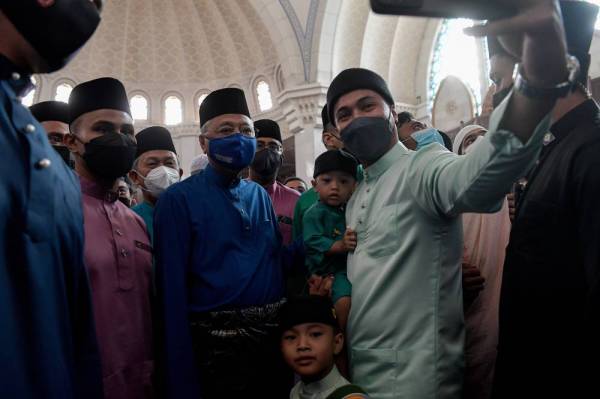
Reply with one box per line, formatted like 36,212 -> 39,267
189,300 -> 293,398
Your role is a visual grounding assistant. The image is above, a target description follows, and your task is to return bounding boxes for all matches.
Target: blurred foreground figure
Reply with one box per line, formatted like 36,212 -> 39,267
0,0 -> 103,397
494,2 -> 600,398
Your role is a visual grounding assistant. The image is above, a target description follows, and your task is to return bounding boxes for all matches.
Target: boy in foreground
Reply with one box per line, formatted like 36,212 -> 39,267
280,296 -> 368,399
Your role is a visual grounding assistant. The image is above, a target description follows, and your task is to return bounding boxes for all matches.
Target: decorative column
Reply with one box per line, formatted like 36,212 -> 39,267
277,83 -> 328,184
169,123 -> 203,177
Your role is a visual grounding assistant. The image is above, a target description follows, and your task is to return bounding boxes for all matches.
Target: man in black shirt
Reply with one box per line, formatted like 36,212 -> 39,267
493,2 -> 600,398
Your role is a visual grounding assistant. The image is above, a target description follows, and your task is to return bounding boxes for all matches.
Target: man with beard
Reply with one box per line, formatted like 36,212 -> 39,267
249,119 -> 300,246
0,1 -> 103,397
65,77 -> 154,399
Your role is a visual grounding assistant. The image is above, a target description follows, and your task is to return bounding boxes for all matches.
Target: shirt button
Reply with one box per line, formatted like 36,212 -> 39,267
25,124 -> 36,133
11,72 -> 20,80
35,158 -> 51,169
245,226 -> 250,231
361,204 -> 366,209
358,220 -> 363,224
115,229 -> 123,236
366,189 -> 370,193
121,248 -> 128,257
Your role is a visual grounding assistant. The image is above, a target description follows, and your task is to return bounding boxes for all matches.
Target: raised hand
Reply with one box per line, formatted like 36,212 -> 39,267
465,0 -> 568,88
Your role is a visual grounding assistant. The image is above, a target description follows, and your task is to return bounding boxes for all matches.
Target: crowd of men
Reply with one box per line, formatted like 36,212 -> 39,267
2,1 -> 600,399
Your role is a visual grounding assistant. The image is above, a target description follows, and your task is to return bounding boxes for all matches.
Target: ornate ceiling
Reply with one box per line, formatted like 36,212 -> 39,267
55,0 -> 278,85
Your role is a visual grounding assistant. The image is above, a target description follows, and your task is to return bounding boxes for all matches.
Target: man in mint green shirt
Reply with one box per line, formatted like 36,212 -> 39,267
129,126 -> 182,243
325,5 -> 571,397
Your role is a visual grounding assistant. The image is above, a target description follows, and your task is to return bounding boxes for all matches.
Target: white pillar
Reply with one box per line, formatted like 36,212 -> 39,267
277,83 -> 328,184
294,126 -> 326,183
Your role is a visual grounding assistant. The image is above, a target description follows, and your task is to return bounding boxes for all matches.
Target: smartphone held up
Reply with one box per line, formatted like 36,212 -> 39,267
370,0 -> 518,20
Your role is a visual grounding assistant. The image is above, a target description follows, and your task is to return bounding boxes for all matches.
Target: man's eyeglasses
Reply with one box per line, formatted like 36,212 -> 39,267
47,132 -> 66,146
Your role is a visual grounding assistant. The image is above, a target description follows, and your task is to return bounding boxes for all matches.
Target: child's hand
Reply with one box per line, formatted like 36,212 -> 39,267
308,274 -> 333,298
343,228 -> 357,252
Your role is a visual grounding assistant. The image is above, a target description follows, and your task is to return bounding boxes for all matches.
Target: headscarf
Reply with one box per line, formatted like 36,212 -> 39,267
453,125 -> 486,155
190,154 -> 209,175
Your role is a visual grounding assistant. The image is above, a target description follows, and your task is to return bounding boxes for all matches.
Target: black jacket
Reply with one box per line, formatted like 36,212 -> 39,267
494,99 -> 600,398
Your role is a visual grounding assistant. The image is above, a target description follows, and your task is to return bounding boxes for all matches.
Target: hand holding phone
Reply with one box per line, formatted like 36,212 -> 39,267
465,1 -> 568,88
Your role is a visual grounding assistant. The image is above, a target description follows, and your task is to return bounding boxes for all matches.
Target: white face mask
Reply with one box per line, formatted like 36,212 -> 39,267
463,135 -> 485,155
139,165 -> 180,197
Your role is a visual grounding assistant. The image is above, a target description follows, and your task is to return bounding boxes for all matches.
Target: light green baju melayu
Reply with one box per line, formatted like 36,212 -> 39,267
345,94 -> 550,398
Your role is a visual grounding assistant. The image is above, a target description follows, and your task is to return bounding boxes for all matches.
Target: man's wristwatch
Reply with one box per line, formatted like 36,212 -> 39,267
514,55 -> 580,99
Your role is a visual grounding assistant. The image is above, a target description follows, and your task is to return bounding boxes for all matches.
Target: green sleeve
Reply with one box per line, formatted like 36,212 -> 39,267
292,196 -> 304,240
303,206 -> 336,275
293,188 -> 318,240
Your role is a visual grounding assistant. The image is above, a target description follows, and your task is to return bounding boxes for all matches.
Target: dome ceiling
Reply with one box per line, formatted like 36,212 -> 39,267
56,0 -> 279,85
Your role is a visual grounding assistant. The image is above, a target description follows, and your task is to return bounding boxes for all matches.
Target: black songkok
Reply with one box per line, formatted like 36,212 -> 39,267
199,88 -> 250,126
561,0 -> 599,84
327,68 -> 394,127
254,119 -> 282,143
321,104 -> 330,129
313,149 -> 358,179
135,126 -> 177,159
29,101 -> 70,124
68,77 -> 131,124
279,296 -> 338,333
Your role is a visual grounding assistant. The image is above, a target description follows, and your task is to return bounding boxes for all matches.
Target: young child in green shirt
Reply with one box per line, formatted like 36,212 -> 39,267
303,150 -> 358,337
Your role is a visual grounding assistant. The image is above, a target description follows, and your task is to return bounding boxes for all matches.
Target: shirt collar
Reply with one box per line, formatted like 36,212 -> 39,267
265,180 -> 278,194
0,54 -> 34,97
300,366 -> 345,395
204,164 -> 241,188
363,142 -> 409,182
141,200 -> 155,210
79,175 -> 118,203
550,99 -> 599,142
319,200 -> 345,213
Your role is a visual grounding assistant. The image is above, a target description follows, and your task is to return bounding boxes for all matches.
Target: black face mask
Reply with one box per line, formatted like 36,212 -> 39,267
340,116 -> 393,164
251,148 -> 282,179
52,145 -> 71,166
1,0 -> 101,72
493,85 -> 513,109
118,196 -> 131,208
82,132 -> 137,181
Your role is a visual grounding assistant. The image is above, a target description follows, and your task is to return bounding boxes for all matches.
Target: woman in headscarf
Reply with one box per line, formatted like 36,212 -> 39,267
454,125 -> 512,399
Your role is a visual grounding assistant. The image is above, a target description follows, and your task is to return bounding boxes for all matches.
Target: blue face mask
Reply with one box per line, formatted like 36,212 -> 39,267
410,128 -> 445,150
207,133 -> 257,170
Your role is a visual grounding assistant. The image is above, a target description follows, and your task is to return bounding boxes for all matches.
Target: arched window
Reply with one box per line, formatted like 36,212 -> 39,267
256,80 -> 273,112
164,96 -> 182,125
55,83 -> 73,103
21,76 -> 37,106
130,95 -> 148,121
429,19 -> 486,112
195,93 -> 209,121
